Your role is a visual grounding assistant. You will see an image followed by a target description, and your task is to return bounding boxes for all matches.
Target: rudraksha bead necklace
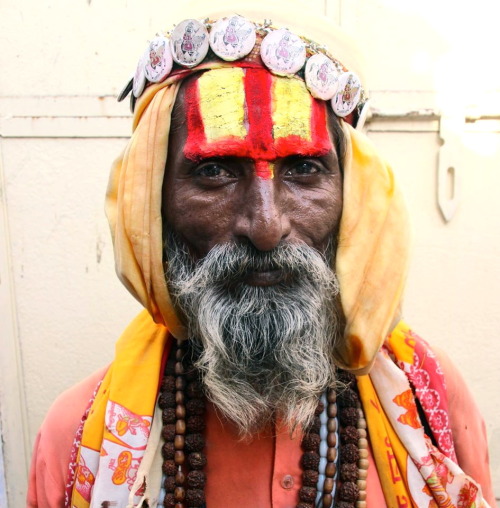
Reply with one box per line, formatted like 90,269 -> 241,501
160,340 -> 368,508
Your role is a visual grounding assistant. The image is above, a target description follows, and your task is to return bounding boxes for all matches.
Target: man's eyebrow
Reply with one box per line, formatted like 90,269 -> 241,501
184,154 -> 244,163
280,150 -> 338,161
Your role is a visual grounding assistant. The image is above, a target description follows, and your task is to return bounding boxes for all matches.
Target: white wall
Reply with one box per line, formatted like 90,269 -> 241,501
1,0 -> 499,505
0,419 -> 7,507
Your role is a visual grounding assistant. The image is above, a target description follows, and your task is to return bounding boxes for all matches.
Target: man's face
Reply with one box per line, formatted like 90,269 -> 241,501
161,67 -> 344,434
163,67 -> 343,273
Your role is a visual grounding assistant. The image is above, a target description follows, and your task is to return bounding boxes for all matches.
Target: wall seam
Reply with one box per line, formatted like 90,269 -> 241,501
0,136 -> 30,506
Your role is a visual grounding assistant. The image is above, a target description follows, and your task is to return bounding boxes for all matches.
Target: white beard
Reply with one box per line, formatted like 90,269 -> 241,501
165,233 -> 341,435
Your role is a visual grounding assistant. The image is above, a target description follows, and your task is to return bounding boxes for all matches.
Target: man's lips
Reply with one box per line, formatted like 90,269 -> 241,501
244,269 -> 285,287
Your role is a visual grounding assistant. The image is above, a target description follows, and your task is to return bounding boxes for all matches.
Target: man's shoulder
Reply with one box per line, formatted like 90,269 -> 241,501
28,366 -> 108,505
41,366 -> 108,440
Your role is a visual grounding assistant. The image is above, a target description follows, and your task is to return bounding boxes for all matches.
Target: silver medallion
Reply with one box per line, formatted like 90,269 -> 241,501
260,28 -> 306,76
331,72 -> 362,117
209,16 -> 256,61
305,53 -> 340,100
132,50 -> 148,98
144,35 -> 173,83
170,19 -> 209,68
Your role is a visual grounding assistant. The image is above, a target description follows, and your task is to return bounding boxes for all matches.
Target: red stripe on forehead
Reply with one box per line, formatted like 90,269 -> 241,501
313,99 -> 327,129
311,98 -> 331,152
244,68 -> 274,163
184,77 -> 207,159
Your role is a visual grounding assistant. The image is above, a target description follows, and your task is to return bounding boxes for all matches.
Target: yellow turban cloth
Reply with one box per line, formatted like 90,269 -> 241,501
335,125 -> 410,372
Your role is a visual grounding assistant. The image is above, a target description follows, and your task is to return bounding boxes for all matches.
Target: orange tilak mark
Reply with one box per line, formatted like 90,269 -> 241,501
255,160 -> 273,179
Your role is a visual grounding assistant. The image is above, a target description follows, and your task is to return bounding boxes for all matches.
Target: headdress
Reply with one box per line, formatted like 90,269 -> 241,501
119,15 -> 367,124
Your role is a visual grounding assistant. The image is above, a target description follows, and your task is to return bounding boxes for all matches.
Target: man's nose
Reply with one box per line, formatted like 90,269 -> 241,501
234,177 -> 291,251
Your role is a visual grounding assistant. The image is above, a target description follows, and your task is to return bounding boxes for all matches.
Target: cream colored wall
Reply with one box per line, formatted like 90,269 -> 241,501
0,0 -> 498,505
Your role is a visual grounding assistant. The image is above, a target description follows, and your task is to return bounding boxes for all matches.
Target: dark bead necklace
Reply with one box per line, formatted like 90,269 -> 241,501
160,340 -> 367,508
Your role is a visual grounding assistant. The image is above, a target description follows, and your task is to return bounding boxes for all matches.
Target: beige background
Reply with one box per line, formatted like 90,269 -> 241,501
0,0 -> 499,505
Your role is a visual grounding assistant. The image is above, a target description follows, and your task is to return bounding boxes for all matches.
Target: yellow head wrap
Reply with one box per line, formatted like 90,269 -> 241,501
105,7 -> 410,375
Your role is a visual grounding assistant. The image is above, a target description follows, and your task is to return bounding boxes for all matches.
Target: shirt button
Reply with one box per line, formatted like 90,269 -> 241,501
281,475 -> 294,489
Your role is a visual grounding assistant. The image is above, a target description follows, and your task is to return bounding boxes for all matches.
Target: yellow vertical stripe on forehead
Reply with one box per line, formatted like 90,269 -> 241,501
271,78 -> 312,140
198,67 -> 247,143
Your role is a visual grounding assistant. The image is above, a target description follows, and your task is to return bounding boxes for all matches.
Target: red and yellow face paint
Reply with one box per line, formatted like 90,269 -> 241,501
184,67 -> 333,179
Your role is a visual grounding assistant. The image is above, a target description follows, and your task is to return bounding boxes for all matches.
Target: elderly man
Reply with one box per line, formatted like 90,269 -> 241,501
28,4 -> 495,508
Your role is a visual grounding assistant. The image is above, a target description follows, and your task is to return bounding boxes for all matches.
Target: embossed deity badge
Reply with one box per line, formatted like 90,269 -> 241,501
209,16 -> 256,61
305,53 -> 341,100
260,28 -> 306,75
170,19 -> 209,68
144,35 -> 173,83
332,71 -> 361,117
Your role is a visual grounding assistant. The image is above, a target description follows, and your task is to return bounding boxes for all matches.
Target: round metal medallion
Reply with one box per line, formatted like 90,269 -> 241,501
144,35 -> 173,83
331,72 -> 362,117
170,19 -> 209,68
209,15 -> 256,61
260,28 -> 306,76
305,53 -> 340,100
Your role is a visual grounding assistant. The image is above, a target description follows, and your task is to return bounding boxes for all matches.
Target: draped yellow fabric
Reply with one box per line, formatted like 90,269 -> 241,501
71,310 -> 170,507
357,374 -> 412,507
335,124 -> 410,373
106,83 -> 186,339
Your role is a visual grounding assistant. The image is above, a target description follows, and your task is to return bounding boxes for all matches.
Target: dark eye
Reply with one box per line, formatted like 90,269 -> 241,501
195,162 -> 233,178
285,160 -> 322,176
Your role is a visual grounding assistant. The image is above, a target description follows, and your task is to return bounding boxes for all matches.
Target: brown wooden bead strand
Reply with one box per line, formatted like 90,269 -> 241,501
161,353 -> 177,508
167,340 -> 206,508
183,362 -> 207,507
335,372 -> 366,508
161,340 -> 201,508
172,340 -> 188,507
322,387 -> 338,507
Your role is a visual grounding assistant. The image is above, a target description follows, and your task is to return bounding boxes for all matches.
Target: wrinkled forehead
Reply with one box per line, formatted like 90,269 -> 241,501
182,67 -> 333,177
